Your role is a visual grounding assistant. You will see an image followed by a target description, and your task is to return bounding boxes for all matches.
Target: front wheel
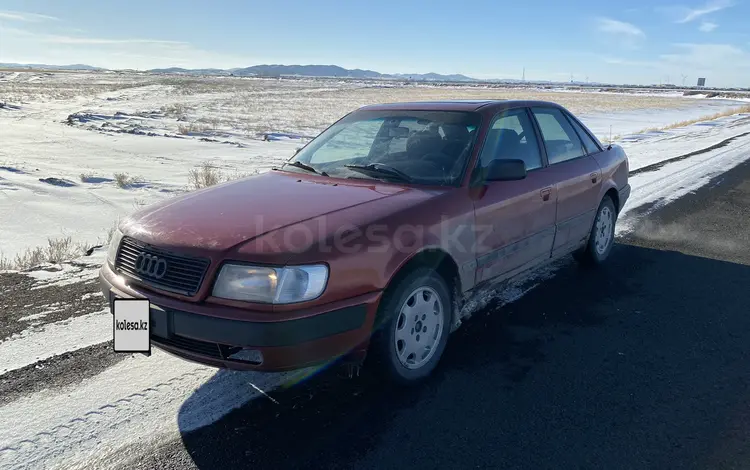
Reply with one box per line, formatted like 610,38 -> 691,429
574,196 -> 617,266
368,268 -> 452,384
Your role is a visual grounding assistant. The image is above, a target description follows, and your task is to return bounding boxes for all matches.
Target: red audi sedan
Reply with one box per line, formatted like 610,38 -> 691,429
100,100 -> 630,383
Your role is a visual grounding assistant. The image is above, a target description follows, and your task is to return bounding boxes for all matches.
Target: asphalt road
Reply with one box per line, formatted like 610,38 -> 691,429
107,159 -> 750,470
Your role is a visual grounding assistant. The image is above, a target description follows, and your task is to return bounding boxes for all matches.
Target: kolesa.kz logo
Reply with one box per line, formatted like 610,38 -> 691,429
113,298 -> 150,353
115,319 -> 148,331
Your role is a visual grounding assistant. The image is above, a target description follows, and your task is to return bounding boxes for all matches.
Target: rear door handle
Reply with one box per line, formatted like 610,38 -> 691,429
590,172 -> 598,184
540,187 -> 552,201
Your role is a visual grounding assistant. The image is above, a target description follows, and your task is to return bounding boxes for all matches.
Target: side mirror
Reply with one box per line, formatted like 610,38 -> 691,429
485,159 -> 527,181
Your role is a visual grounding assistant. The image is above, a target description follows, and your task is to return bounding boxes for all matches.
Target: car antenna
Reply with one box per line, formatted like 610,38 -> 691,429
607,125 -> 613,150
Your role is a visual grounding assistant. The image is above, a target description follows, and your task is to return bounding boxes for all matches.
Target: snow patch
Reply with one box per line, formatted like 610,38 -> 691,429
617,137 -> 750,233
0,308 -> 111,375
0,350 -> 300,470
17,303 -> 67,324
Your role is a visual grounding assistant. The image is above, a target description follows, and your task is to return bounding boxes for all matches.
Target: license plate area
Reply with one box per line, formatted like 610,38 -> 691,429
110,293 -> 172,340
150,303 -> 172,339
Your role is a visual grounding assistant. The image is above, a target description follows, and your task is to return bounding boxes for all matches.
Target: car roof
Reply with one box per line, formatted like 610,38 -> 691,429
358,100 -> 564,112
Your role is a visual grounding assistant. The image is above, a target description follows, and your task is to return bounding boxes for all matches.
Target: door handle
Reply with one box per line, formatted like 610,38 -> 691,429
540,187 -> 552,201
590,172 -> 598,184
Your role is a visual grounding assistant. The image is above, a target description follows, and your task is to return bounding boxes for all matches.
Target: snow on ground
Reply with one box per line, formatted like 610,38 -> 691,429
618,135 -> 750,232
0,349 -> 294,470
0,308 -> 111,374
617,112 -> 750,170
0,105 -> 298,259
3,71 -> 750,469
1,70 -> 746,260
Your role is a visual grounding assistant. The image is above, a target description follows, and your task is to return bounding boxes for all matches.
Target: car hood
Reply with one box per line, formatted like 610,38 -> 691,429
121,170 -> 412,252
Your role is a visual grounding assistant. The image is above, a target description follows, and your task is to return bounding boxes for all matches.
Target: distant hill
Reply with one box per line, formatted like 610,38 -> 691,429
393,72 -> 475,82
230,64 -> 384,79
149,67 -> 230,75
0,61 -> 479,82
0,63 -> 104,71
147,64 -> 478,81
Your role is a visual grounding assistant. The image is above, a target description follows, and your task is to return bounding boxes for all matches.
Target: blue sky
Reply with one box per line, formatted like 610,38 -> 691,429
0,0 -> 748,86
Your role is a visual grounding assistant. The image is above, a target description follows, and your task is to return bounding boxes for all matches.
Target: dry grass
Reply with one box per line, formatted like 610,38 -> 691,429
160,102 -> 191,119
196,116 -> 223,131
177,122 -> 211,135
2,70 -> 707,141
113,172 -> 142,188
187,161 -> 260,190
0,222 -> 121,271
187,162 -> 222,189
631,105 -> 750,136
0,237 -> 94,271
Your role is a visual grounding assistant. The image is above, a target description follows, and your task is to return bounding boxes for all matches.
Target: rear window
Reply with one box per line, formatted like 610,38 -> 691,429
566,114 -> 602,155
531,107 -> 586,164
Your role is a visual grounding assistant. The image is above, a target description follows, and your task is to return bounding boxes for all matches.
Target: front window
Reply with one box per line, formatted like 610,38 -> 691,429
286,110 -> 481,186
479,109 -> 543,171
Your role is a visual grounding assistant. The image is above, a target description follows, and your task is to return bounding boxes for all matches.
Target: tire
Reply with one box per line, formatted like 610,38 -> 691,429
368,267 -> 452,384
574,196 -> 617,266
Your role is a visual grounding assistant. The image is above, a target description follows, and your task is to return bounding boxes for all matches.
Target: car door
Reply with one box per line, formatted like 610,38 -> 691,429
472,108 -> 558,284
530,107 -> 603,257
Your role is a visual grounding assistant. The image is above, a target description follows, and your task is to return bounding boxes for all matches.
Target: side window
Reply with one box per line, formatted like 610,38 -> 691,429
479,109 -> 543,171
531,107 -> 586,164
566,114 -> 601,155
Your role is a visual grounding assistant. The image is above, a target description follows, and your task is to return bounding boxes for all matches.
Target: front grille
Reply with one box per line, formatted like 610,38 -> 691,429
153,335 -> 242,360
115,236 -> 210,296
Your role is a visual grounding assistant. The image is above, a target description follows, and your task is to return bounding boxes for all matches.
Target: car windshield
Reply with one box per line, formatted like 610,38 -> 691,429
286,110 -> 481,186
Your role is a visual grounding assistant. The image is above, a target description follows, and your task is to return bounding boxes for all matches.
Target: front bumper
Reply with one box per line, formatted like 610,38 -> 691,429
100,263 -> 382,371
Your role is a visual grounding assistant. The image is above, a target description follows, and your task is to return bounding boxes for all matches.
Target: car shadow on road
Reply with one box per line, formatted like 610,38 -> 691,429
176,242 -> 750,470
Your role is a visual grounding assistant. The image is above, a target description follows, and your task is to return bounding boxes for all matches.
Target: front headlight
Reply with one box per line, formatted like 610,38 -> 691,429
212,264 -> 328,304
107,228 -> 124,266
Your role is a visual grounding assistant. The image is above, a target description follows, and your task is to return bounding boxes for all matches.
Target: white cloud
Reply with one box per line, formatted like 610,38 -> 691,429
676,0 -> 733,23
46,35 -> 189,46
660,43 -> 748,69
602,43 -> 749,87
596,18 -> 646,37
699,21 -> 718,32
602,56 -> 660,67
0,25 -> 256,70
0,26 -> 187,47
0,10 -> 58,22
596,18 -> 646,50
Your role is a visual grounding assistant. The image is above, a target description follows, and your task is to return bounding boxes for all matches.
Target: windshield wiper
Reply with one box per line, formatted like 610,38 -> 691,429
283,161 -> 329,177
344,163 -> 413,183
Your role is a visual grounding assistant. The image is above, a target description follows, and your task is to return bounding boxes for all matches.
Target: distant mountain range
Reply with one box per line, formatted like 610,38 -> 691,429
0,62 -> 580,85
0,63 -> 104,71
150,64 -> 478,82
0,62 -> 479,81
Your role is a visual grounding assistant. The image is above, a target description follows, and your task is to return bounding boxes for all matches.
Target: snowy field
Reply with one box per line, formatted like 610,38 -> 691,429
2,71 -> 750,469
1,70 -> 748,261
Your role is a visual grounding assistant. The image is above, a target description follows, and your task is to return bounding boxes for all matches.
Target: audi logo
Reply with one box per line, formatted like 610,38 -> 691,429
134,253 -> 168,279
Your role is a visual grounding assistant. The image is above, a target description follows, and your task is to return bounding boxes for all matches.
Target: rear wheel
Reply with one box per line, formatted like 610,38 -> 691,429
574,196 -> 617,266
368,268 -> 452,384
